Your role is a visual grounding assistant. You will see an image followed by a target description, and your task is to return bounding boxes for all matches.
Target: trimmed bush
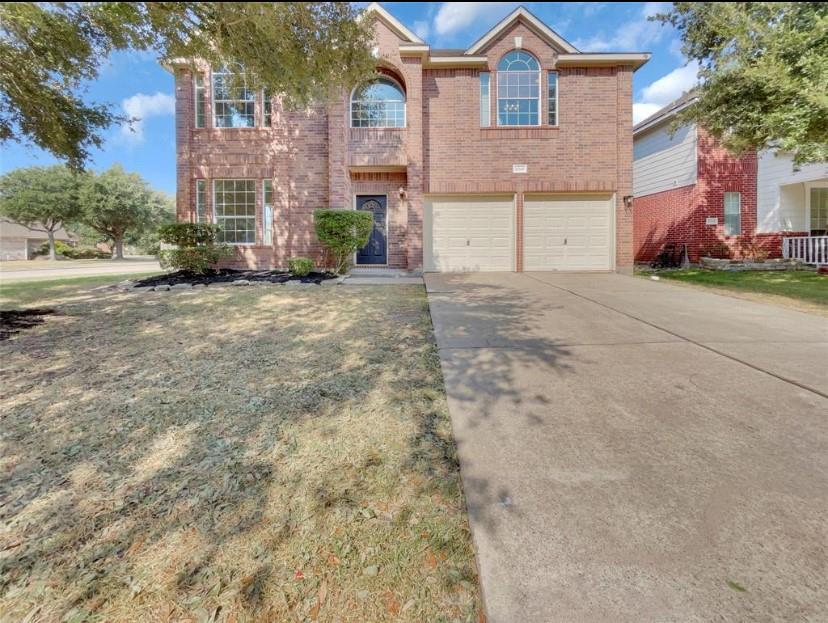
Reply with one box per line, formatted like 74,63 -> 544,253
35,240 -> 109,259
158,223 -> 222,247
158,222 -> 231,274
314,209 -> 373,274
288,257 -> 314,277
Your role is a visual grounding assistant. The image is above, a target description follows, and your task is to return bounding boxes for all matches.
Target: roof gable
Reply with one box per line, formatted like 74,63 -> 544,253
362,2 -> 425,45
466,6 -> 578,55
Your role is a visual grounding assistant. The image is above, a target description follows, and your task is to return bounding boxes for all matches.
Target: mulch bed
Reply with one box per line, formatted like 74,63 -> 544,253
0,308 -> 57,341
132,269 -> 336,287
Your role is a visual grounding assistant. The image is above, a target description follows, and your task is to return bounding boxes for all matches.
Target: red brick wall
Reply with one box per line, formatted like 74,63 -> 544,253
633,127 -> 771,262
422,18 -> 634,270
175,15 -> 636,271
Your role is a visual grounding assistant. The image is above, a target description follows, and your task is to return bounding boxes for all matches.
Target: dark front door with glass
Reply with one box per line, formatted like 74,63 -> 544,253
356,195 -> 387,265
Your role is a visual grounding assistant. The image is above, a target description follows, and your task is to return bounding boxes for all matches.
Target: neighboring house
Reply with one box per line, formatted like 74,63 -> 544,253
166,3 -> 650,273
0,219 -> 75,261
633,93 -> 828,263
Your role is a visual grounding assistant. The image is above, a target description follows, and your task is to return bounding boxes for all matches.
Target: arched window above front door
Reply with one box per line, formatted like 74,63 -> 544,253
351,77 -> 406,128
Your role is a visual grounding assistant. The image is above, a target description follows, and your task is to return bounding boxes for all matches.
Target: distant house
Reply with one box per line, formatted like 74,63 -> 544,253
633,93 -> 828,264
0,219 -> 75,260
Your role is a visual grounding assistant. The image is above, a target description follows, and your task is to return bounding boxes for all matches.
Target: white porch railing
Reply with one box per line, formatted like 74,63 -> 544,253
783,235 -> 828,265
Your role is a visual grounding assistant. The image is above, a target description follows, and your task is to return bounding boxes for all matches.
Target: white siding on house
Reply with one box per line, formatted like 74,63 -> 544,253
633,123 -> 697,197
757,151 -> 828,232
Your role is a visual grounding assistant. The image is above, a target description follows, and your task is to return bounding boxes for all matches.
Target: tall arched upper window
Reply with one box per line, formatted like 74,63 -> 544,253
351,77 -> 406,128
497,51 -> 540,126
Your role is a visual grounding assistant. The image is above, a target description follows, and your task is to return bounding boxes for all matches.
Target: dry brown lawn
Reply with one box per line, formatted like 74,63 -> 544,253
0,282 -> 480,622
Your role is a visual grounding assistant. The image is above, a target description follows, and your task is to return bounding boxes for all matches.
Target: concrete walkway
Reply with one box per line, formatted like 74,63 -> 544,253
0,258 -> 160,282
426,272 -> 828,623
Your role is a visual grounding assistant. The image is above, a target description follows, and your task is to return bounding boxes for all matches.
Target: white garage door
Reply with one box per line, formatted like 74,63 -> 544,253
524,195 -> 613,271
425,196 -> 514,272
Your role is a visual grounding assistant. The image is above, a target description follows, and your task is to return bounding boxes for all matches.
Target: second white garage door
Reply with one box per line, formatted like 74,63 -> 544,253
425,196 -> 514,272
523,195 -> 614,271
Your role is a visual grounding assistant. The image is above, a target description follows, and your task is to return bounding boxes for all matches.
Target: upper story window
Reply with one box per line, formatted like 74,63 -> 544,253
194,74 -> 205,128
724,191 -> 741,236
351,77 -> 406,128
212,66 -> 255,128
497,51 -> 540,126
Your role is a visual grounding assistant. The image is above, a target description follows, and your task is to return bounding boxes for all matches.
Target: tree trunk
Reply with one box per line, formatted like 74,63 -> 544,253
113,236 -> 125,260
47,229 -> 57,261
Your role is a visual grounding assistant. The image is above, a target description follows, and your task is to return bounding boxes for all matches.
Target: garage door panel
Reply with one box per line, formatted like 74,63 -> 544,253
426,196 -> 514,272
524,195 -> 613,271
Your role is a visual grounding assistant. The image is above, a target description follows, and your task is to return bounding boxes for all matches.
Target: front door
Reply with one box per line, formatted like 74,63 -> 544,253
356,195 -> 387,265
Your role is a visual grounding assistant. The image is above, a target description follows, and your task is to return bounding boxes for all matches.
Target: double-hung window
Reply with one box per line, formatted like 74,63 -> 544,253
724,192 -> 741,236
214,180 -> 256,244
212,67 -> 255,128
497,51 -> 540,126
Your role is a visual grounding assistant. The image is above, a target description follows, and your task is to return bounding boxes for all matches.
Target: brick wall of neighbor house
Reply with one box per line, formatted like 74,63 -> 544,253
174,10 -> 640,271
633,128 -> 764,262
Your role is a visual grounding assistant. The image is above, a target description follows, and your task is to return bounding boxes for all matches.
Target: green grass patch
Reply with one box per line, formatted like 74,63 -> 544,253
639,268 -> 828,307
0,272 -> 161,308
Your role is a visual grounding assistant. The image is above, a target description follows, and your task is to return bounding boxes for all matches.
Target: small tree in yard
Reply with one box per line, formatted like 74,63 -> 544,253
79,165 -> 167,259
158,223 -> 231,274
314,209 -> 373,274
0,165 -> 81,260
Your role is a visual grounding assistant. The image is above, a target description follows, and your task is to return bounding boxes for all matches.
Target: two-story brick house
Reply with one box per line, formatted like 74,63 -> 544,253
167,3 -> 649,272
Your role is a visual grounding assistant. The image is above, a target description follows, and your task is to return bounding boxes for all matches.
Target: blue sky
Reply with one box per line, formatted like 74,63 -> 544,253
0,2 -> 698,196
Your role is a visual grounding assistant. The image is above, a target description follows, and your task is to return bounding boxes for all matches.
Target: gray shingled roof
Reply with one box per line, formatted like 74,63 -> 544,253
633,90 -> 697,134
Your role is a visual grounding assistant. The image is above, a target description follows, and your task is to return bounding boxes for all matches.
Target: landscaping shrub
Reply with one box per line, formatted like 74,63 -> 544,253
314,209 -> 373,274
35,240 -> 109,259
288,257 -> 314,277
158,223 -> 231,274
699,242 -> 733,259
738,236 -> 769,262
158,223 -> 222,247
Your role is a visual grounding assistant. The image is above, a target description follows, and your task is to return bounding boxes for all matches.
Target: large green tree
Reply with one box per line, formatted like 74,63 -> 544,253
0,2 -> 375,168
657,2 -> 828,164
0,166 -> 81,260
79,165 -> 169,259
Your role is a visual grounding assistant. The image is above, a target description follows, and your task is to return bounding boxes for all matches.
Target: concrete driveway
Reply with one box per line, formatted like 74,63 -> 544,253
426,272 -> 828,623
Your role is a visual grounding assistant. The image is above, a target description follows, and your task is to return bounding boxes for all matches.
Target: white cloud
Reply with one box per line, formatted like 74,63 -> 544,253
633,61 -> 699,124
572,2 -> 671,52
413,19 -> 431,41
433,2 -> 518,37
120,92 -> 175,144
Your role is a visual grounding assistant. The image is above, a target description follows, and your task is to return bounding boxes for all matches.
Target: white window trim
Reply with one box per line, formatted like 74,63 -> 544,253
194,73 -> 205,129
263,179 -> 273,246
723,191 -> 742,236
806,181 -> 828,233
212,179 -> 257,246
211,68 -> 257,129
547,71 -> 559,127
480,71 -> 491,127
349,76 -> 407,129
496,51 -> 542,128
195,179 -> 206,223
